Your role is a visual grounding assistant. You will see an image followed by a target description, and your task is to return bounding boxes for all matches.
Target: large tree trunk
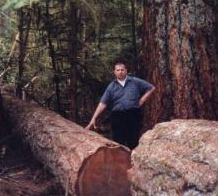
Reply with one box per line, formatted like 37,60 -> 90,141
0,93 -> 131,196
142,0 -> 218,130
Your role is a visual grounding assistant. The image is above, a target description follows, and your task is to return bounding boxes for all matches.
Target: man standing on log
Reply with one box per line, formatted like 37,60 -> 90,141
85,61 -> 155,149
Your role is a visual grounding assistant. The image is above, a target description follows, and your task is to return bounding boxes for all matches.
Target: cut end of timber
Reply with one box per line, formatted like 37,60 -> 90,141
77,146 -> 131,196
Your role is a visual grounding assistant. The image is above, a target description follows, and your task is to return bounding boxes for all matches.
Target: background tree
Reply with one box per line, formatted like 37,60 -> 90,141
142,0 -> 218,130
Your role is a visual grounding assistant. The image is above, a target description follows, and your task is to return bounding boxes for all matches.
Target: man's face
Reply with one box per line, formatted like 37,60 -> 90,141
114,64 -> 127,80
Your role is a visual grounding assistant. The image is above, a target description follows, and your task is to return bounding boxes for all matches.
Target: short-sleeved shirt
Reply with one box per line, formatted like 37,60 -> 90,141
100,76 -> 154,111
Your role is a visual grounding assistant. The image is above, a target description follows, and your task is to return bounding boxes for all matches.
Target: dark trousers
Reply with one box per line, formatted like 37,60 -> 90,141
111,108 -> 142,149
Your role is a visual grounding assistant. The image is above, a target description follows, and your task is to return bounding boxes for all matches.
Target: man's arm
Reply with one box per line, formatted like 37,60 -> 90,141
85,102 -> 107,130
139,86 -> 155,107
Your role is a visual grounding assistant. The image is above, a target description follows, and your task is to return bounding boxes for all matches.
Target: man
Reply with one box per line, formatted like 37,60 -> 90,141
85,62 -> 155,149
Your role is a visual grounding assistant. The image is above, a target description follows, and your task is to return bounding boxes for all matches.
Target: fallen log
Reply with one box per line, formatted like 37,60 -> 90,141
0,93 -> 131,196
128,119 -> 218,196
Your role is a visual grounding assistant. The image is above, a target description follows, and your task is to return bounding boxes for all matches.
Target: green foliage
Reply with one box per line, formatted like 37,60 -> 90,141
0,4 -> 17,83
2,0 -> 40,10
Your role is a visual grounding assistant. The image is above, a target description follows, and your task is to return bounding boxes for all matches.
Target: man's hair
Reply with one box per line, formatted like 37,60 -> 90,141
114,62 -> 126,68
113,58 -> 128,69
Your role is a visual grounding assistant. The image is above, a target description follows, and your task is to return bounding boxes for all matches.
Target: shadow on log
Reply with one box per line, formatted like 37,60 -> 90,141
0,92 -> 131,196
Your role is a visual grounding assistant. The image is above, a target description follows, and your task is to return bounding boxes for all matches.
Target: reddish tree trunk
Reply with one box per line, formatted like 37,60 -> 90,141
0,93 -> 131,196
142,0 -> 218,130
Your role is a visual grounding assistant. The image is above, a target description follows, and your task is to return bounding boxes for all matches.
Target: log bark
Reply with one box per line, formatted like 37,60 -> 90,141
129,119 -> 218,196
142,0 -> 218,130
0,93 -> 131,196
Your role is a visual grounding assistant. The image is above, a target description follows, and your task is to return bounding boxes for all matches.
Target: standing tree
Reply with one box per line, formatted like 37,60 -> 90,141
16,7 -> 31,98
142,0 -> 218,130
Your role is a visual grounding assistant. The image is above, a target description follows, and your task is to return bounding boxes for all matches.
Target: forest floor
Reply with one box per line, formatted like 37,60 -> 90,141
0,134 -> 64,196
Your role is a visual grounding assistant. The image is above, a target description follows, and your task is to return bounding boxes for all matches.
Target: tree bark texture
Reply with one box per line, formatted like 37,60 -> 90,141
0,93 -> 131,196
142,0 -> 218,129
129,119 -> 218,195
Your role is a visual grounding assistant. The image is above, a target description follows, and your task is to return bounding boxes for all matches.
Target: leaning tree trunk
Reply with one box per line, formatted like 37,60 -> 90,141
0,92 -> 131,196
142,0 -> 218,130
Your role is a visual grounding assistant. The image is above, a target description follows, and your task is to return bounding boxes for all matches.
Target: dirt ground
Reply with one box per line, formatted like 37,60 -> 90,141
0,134 -> 65,196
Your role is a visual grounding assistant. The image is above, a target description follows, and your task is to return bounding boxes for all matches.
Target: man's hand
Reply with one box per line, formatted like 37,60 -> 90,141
85,118 -> 97,130
139,97 -> 146,107
85,102 -> 107,130
139,86 -> 155,107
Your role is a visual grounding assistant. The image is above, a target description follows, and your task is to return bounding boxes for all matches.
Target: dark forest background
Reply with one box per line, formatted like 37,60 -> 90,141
1,0 -> 218,133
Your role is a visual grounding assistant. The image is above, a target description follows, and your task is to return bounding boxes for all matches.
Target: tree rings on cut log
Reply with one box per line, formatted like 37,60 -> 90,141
77,147 -> 131,196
